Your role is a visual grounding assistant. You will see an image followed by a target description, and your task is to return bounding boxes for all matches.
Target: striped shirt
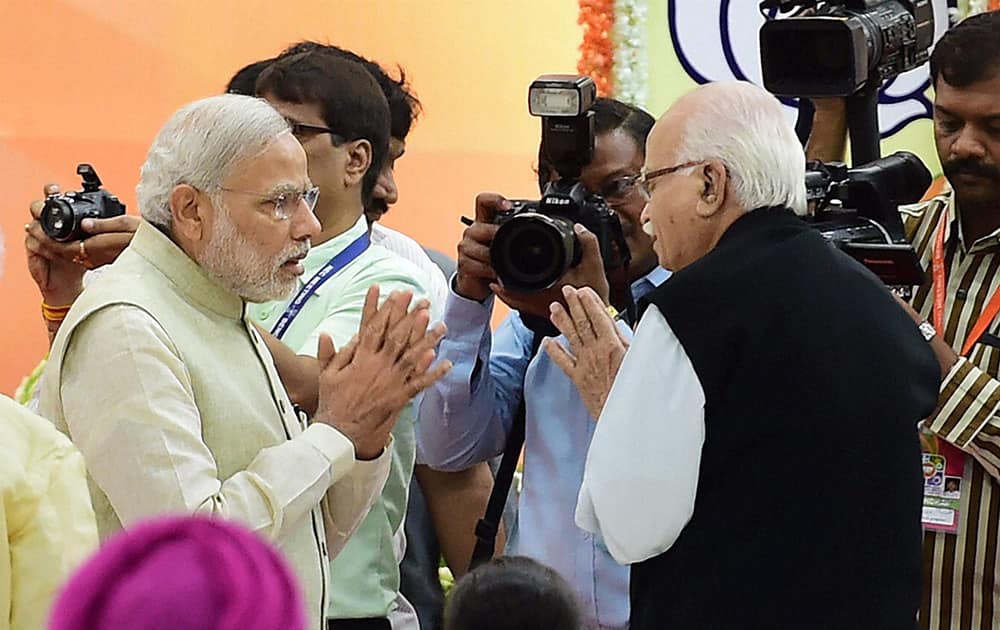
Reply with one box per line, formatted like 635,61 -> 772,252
904,191 -> 1000,630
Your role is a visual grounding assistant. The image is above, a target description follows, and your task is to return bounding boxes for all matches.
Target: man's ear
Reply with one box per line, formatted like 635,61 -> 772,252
343,139 -> 373,189
694,160 -> 728,218
170,184 -> 208,242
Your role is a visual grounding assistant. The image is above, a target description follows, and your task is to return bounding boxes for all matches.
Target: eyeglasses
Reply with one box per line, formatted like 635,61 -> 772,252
599,175 -> 644,205
288,121 -> 345,144
219,185 -> 321,221
637,161 -> 706,201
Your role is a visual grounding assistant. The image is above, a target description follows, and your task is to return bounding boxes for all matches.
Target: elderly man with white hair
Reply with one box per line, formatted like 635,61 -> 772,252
545,81 -> 942,628
38,94 -> 450,630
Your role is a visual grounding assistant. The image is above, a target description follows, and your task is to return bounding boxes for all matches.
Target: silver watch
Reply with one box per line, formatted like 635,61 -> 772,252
918,321 -> 937,342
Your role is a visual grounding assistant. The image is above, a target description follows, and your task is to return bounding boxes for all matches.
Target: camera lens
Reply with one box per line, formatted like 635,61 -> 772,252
491,213 -> 577,291
40,197 -> 80,242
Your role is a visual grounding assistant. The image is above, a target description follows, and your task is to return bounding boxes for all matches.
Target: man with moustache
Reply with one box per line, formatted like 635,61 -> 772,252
38,94 -> 450,630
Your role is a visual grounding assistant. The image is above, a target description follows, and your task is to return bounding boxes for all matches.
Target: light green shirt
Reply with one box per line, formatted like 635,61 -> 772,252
249,214 -> 434,620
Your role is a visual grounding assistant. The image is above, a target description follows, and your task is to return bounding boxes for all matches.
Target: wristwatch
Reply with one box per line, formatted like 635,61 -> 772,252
918,320 -> 937,342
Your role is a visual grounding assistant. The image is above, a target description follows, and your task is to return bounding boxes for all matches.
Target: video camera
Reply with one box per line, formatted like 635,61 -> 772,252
758,1 -> 936,287
41,164 -> 126,242
489,75 -> 630,293
806,152 -> 930,285
759,0 -> 934,98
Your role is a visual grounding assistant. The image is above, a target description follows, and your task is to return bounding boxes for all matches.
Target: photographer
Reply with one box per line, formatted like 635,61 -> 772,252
549,80 -> 941,629
810,13 -> 1000,627
416,98 -> 665,630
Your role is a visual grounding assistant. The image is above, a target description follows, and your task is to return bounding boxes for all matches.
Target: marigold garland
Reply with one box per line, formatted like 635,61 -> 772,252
578,0 -> 615,97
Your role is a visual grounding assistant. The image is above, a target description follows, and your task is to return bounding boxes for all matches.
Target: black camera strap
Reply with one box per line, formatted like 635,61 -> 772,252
467,327 -> 545,572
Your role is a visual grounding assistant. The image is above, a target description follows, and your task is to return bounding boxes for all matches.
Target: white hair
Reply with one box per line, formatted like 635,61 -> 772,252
673,81 -> 807,216
136,94 -> 289,230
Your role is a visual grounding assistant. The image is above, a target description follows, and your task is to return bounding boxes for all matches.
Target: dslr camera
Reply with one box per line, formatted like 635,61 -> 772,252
806,151 -> 930,285
41,164 -> 126,242
490,75 -> 630,293
759,0 -> 934,97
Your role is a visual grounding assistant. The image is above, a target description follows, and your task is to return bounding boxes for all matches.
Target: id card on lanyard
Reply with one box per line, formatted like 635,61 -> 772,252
270,232 -> 371,340
921,211 -> 1000,533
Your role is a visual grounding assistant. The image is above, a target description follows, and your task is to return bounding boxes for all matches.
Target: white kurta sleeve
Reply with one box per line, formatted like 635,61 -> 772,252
575,304 -> 706,565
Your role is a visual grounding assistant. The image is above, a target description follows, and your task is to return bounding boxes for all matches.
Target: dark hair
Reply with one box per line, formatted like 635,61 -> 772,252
443,556 -> 582,630
537,98 -> 656,191
930,11 -> 1000,88
255,52 -> 391,206
226,58 -> 275,96
280,41 -> 422,141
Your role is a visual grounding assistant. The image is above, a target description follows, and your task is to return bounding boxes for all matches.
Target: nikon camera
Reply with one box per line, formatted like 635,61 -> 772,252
41,164 -> 126,242
489,75 -> 630,293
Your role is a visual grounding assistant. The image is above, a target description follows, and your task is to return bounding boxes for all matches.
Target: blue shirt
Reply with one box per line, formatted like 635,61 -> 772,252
416,266 -> 670,630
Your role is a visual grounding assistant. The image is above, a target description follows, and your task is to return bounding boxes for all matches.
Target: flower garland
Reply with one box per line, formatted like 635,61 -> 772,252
577,0 -> 615,97
612,0 -> 649,107
959,0 -> 1000,18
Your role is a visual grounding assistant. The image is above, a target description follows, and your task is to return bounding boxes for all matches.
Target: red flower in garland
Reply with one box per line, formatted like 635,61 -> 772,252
577,0 -> 614,96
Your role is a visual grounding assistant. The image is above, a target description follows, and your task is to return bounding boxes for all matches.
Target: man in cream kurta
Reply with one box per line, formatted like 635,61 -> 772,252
37,95 -> 448,630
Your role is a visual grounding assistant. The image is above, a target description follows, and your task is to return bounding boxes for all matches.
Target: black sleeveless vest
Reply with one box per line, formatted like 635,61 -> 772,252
631,207 -> 940,629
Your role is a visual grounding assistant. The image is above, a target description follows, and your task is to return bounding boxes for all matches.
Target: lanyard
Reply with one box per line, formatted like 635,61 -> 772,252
270,232 -> 371,340
931,212 -> 1000,357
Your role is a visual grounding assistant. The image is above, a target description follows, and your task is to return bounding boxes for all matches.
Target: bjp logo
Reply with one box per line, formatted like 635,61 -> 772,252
667,0 -> 950,138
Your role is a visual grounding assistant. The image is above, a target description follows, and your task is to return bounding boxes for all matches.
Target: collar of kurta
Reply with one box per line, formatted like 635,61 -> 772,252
129,220 -> 245,320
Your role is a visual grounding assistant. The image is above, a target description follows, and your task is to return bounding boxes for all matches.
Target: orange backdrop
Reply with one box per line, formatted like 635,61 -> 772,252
0,0 -> 582,395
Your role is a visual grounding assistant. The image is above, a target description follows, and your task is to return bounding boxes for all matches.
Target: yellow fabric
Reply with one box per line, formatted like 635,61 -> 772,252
0,395 -> 97,630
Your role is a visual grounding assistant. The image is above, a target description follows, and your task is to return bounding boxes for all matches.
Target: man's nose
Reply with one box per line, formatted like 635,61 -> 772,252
375,171 -> 399,206
951,125 -> 987,161
290,197 -> 322,241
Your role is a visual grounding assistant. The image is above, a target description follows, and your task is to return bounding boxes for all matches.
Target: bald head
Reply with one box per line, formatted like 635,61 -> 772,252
648,81 -> 806,216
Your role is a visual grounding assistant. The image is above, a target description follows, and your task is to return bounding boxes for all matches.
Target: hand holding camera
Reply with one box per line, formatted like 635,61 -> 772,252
454,193 -> 506,302
24,165 -> 139,306
455,192 -> 610,320
454,76 -> 628,324
491,223 -> 609,321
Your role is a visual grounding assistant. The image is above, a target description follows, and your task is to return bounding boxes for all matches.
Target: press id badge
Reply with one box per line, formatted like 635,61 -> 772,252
920,429 -> 966,534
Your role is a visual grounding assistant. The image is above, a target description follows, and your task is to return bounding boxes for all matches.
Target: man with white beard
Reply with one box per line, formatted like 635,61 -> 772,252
38,93 -> 451,630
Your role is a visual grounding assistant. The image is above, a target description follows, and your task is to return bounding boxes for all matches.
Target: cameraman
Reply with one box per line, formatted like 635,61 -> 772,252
810,12 -> 1000,628
416,98 -> 665,630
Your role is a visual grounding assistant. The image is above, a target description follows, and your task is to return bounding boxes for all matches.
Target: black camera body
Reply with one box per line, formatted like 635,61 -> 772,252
41,164 -> 126,242
806,151 -> 930,285
760,0 -> 934,97
491,180 -> 629,292
489,75 -> 630,293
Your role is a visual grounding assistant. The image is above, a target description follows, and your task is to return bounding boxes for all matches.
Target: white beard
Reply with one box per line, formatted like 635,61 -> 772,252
198,201 -> 309,303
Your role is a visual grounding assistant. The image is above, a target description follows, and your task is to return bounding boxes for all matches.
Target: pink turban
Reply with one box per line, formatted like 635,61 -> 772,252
48,516 -> 306,630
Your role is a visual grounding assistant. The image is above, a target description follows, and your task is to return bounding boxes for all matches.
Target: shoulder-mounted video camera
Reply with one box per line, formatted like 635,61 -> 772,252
806,151 -> 930,285
758,1 -> 936,288
489,75 -> 630,293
